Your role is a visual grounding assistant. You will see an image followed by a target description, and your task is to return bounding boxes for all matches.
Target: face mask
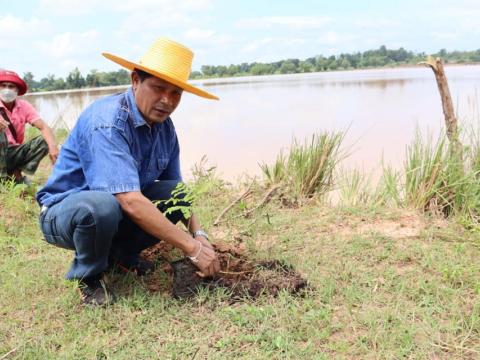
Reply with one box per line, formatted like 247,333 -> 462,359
0,88 -> 18,103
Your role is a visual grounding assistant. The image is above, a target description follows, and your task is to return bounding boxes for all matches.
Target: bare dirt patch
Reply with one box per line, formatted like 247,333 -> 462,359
141,241 -> 309,301
332,211 -> 428,239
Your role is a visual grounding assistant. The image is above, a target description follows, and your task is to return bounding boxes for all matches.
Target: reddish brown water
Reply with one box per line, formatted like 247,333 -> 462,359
25,66 -> 480,180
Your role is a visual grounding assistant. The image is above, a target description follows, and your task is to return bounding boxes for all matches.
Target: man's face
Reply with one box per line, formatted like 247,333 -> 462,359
0,82 -> 19,104
0,82 -> 18,91
132,73 -> 183,125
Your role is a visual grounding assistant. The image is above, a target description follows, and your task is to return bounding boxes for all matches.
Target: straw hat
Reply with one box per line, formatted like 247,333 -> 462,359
102,37 -> 218,100
0,70 -> 27,95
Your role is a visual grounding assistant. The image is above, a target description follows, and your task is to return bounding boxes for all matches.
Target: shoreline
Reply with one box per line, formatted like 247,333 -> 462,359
24,63 -> 480,97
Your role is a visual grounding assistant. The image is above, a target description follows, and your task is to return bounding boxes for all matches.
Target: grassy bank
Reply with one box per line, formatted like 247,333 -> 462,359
1,147 -> 480,359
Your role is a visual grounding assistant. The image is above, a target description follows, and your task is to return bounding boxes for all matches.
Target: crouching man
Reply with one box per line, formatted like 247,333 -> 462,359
0,70 -> 58,184
36,38 -> 220,306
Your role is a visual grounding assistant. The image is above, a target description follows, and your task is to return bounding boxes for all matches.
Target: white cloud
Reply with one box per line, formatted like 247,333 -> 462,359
113,3 -> 215,48
0,14 -> 53,76
39,31 -> 99,59
430,32 -> 458,41
318,31 -> 340,45
459,18 -> 480,34
38,0 -> 103,16
236,16 -> 332,30
38,0 -> 213,15
317,31 -> 359,46
354,18 -> 402,30
182,28 -> 233,47
111,0 -> 213,12
237,37 -> 313,64
183,28 -> 215,41
241,38 -> 275,53
0,14 -> 51,39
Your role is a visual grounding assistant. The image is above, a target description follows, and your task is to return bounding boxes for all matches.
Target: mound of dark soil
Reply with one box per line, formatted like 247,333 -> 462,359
141,241 -> 310,301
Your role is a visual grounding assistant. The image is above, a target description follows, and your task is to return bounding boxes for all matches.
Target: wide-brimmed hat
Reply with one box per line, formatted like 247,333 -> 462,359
0,70 -> 27,95
102,37 -> 218,100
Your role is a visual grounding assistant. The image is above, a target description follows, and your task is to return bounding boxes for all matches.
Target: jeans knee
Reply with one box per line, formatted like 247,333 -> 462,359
75,192 -> 122,229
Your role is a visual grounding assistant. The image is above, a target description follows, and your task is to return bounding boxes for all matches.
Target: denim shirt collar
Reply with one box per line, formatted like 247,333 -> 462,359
125,86 -> 168,133
125,87 -> 147,128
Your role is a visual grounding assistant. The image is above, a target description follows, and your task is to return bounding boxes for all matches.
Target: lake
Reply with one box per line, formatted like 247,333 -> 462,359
24,66 -> 480,180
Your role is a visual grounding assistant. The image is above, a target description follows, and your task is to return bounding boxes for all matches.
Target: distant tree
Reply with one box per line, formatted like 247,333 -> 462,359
23,72 -> 37,91
86,69 -> 100,87
38,74 -> 57,91
216,65 -> 228,77
473,49 -> 480,62
299,60 -> 313,73
278,60 -> 297,74
315,56 -> 328,71
388,47 -> 410,62
52,77 -> 66,90
227,64 -> 240,76
190,71 -> 203,79
339,58 -> 351,69
238,62 -> 250,73
326,56 -> 338,70
23,46 -> 480,91
250,63 -> 275,75
114,69 -> 130,85
201,65 -> 215,77
66,67 -> 85,89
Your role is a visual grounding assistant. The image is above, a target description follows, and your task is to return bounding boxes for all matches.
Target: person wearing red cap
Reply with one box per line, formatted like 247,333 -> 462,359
0,70 -> 58,184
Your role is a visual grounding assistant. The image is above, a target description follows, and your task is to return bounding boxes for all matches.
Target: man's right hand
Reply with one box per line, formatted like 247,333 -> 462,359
188,240 -> 220,277
0,118 -> 8,131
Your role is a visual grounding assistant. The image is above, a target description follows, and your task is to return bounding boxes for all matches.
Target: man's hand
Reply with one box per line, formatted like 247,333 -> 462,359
187,240 -> 220,277
194,234 -> 214,250
0,118 -> 8,131
48,145 -> 59,164
31,119 -> 58,163
115,192 -> 221,277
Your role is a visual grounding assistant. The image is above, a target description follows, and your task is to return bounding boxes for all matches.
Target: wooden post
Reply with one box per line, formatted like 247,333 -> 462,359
420,56 -> 462,155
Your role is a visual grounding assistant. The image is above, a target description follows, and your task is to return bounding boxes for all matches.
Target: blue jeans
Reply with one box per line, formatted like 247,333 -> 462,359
39,180 -> 188,280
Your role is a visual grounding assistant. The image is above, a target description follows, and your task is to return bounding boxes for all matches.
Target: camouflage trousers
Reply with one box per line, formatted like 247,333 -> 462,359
0,132 -> 49,177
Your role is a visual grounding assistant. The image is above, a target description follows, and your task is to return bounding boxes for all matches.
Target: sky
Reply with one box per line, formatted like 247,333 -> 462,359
1,0 -> 479,79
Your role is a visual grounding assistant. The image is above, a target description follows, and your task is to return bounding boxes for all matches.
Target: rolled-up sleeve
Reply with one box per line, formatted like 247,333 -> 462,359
22,101 -> 41,124
80,125 -> 140,193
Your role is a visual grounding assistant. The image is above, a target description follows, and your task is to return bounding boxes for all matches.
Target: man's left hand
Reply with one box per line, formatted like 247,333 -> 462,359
194,234 -> 214,250
49,146 -> 59,164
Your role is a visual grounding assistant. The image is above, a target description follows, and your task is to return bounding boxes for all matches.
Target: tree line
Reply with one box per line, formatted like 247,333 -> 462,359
24,46 -> 480,92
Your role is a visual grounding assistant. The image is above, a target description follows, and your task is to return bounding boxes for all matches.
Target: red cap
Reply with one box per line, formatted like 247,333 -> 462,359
0,70 -> 27,95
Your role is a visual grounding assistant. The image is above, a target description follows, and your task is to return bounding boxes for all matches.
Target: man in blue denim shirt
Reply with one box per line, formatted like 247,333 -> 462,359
37,38 -> 220,305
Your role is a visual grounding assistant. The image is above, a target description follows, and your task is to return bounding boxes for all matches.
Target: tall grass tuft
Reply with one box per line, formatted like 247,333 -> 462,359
338,169 -> 374,207
260,131 -> 345,201
402,127 -> 480,226
338,165 -> 401,208
404,130 -> 452,214
376,164 -> 402,207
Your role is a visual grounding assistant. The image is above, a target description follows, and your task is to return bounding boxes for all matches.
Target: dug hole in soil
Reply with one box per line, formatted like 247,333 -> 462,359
141,240 -> 310,301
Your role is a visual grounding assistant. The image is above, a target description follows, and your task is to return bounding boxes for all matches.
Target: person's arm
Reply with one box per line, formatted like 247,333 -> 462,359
183,214 -> 214,250
31,119 -> 59,164
81,120 -> 219,276
115,191 -> 220,276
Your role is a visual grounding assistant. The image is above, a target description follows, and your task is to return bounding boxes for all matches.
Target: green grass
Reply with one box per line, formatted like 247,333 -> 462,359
260,132 -> 345,203
331,124 -> 480,231
401,128 -> 480,230
1,162 -> 480,359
